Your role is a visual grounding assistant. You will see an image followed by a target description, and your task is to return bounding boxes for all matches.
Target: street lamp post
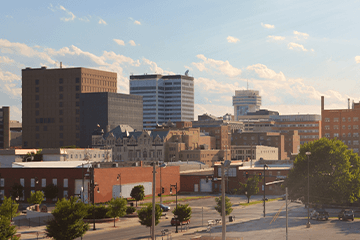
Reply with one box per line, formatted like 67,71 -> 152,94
306,152 -> 311,228
170,183 -> 178,233
117,174 -> 121,198
263,164 -> 268,217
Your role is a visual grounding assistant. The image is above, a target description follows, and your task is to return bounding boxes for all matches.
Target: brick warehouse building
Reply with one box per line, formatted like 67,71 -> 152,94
0,162 -> 180,203
212,161 -> 290,195
321,96 -> 360,154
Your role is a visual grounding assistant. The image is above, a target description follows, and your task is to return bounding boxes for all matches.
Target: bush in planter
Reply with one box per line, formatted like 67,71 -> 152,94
126,206 -> 136,215
85,204 -> 110,219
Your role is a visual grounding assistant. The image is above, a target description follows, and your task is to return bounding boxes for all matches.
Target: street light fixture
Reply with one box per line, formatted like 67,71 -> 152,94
263,164 -> 268,217
306,152 -> 311,228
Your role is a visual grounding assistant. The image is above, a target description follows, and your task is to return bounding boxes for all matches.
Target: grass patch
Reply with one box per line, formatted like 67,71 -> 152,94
239,198 -> 282,206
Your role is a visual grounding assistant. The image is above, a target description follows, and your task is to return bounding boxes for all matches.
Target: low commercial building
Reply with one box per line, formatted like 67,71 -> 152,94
0,161 -> 180,203
230,145 -> 278,161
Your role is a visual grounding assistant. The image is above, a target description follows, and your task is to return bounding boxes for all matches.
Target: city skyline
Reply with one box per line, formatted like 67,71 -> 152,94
2,1 -> 360,121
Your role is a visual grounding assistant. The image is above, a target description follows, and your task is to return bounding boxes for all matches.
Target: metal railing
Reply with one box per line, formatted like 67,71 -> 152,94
13,215 -> 54,229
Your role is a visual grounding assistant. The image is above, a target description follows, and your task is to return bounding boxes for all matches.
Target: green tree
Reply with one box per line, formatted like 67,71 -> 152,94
27,191 -> 44,205
0,196 -> 19,220
130,185 -> 145,207
10,183 -> 23,200
172,204 -> 192,231
137,203 -> 162,236
214,196 -> 233,216
43,183 -> 59,200
45,197 -> 89,240
107,198 -> 127,227
0,216 -> 19,240
238,176 -> 261,203
285,138 -> 360,205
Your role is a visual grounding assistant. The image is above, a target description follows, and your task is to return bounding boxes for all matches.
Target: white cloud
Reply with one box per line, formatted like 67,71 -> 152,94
0,70 -> 20,82
294,30 -> 309,39
192,54 -> 242,77
261,23 -> 275,29
113,39 -> 125,46
10,106 -> 22,121
355,56 -> 360,63
98,18 -> 107,25
287,42 -> 308,52
227,36 -> 240,43
246,64 -> 286,82
79,16 -> 90,22
59,5 -> 76,22
48,4 -> 55,12
134,20 -> 141,25
0,56 -> 15,63
129,40 -> 136,46
267,35 -> 285,41
5,15 -> 13,19
195,77 -> 241,93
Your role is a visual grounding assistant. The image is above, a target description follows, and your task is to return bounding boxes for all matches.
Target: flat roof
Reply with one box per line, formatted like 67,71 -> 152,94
12,161 -> 92,168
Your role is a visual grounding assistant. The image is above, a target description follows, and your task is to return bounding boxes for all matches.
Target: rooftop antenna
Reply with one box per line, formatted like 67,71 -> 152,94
185,70 -> 189,76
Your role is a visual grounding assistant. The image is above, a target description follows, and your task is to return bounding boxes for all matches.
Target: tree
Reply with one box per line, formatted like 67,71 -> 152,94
238,176 -> 261,203
0,196 -> 19,220
43,183 -> 59,200
214,196 -> 233,216
172,204 -> 192,231
0,216 -> 19,240
10,183 -> 23,200
107,198 -> 127,227
27,191 -> 44,205
46,197 -> 89,240
130,185 -> 145,207
137,203 -> 162,236
285,138 -> 360,205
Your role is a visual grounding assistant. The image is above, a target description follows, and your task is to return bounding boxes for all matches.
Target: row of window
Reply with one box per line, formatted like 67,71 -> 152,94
0,178 -> 68,188
325,125 -> 359,130
325,117 -> 359,122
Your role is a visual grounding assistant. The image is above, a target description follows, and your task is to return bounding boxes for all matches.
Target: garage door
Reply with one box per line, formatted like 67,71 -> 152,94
200,179 -> 212,192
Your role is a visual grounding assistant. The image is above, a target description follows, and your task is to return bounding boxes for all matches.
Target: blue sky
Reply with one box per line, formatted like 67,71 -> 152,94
1,0 -> 360,121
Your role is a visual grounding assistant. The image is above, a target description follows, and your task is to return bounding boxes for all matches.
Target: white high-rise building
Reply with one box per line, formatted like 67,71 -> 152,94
232,90 -> 261,121
130,74 -> 194,130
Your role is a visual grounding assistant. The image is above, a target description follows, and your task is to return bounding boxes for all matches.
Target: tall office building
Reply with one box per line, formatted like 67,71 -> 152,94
232,90 -> 261,121
0,107 -> 10,149
130,74 -> 194,130
22,66 -> 117,148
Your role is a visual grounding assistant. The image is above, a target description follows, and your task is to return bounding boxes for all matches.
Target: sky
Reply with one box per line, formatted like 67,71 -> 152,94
1,0 -> 360,121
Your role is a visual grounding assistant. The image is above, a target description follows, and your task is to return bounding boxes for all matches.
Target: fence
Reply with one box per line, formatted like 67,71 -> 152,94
13,215 -> 54,229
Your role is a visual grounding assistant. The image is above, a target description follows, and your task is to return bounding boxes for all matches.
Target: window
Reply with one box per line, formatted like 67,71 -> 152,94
342,117 -> 346,122
0,190 -> 4,200
76,117 -> 79,123
59,86 -> 63,92
349,125 -> 352,129
59,118 -> 63,123
63,190 -> 68,199
342,125 -> 346,130
35,95 -> 39,100
354,117 -> 359,122
325,118 -> 330,122
76,109 -> 80,114
348,141 -> 352,145
226,168 -> 236,177
354,125 -> 359,129
348,117 -> 351,122
342,133 -> 346,137
59,133 -> 63,139
59,110 -> 63,115
349,133 -> 352,137
42,178 -> 46,187
75,86 -> 80,91
76,133 -> 79,138
334,118 -> 339,122
325,125 -> 330,130
59,78 -> 63,84
76,93 -> 79,99
35,103 -> 39,108
31,178 -> 35,187
76,101 -> 79,107
354,140 -> 359,145
0,178 -> 4,187
76,77 -> 80,83
59,94 -> 63,99
334,125 -> 339,129
35,87 -> 39,92
334,133 -> 339,137
63,179 -> 68,188
59,126 -> 63,131
354,133 -> 359,137
59,102 -> 63,107
354,148 -> 359,153
52,178 -> 57,185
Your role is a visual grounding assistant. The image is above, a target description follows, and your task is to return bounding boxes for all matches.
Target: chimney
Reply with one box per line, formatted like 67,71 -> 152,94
348,98 -> 351,109
60,62 -> 62,68
321,96 -> 324,111
353,100 -> 355,109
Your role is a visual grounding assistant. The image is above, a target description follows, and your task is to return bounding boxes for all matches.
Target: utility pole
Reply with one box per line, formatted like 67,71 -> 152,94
263,164 -> 268,217
151,163 -> 156,240
286,187 -> 288,240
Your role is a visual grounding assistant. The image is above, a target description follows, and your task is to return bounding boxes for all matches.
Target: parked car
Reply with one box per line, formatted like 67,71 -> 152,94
310,209 -> 329,221
338,209 -> 354,221
159,204 -> 170,212
170,218 -> 190,226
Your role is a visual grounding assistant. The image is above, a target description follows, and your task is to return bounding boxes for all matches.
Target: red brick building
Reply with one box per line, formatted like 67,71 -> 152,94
0,163 -> 180,203
321,96 -> 360,154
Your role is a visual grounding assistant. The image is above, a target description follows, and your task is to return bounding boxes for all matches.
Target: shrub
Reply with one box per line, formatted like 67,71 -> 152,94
85,205 -> 110,219
126,206 -> 136,214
